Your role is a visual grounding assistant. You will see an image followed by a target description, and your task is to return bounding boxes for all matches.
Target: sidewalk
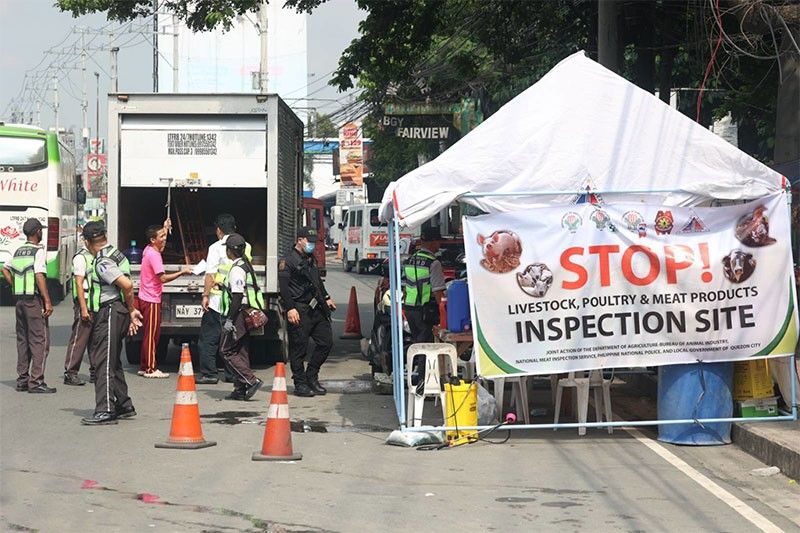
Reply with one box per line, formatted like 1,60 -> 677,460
625,372 -> 800,481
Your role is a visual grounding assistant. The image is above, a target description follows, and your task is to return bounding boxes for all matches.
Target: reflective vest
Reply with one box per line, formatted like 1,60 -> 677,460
210,240 -> 252,297
403,250 -> 436,307
71,248 -> 94,302
221,258 -> 264,316
88,245 -> 131,312
8,243 -> 42,296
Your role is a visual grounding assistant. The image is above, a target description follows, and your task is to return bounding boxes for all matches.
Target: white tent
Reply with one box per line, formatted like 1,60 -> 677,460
380,51 -> 786,229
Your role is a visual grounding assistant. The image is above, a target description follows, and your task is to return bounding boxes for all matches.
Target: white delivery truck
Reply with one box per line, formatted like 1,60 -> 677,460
107,93 -> 304,363
340,202 -> 419,273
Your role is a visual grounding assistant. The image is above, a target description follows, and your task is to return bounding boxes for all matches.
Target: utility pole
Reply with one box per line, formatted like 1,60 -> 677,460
153,0 -> 159,92
80,27 -> 89,177
53,74 -> 59,131
172,13 -> 179,91
110,47 -> 120,92
598,0 -> 621,73
94,71 -> 100,157
35,101 -> 42,127
258,0 -> 268,93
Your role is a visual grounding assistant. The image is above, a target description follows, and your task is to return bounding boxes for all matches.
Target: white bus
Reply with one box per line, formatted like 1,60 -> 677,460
0,123 -> 79,302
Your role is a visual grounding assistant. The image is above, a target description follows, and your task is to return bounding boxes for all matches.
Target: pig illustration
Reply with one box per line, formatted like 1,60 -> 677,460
477,230 -> 522,273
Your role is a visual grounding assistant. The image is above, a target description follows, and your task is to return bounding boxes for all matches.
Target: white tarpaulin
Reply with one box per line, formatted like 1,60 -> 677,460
380,51 -> 786,229
463,194 -> 798,377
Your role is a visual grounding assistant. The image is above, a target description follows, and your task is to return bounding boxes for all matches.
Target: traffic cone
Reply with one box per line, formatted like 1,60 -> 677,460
155,343 -> 216,450
252,362 -> 302,461
339,285 -> 363,339
336,242 -> 343,260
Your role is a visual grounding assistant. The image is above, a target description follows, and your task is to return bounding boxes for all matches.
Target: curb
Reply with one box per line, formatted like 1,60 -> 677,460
731,421 -> 800,482
264,379 -> 374,395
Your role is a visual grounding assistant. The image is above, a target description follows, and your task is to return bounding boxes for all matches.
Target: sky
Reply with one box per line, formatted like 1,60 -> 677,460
0,0 -> 364,139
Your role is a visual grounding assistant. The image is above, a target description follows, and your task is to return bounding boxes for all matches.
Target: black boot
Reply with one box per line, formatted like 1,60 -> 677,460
308,379 -> 327,396
293,382 -> 315,397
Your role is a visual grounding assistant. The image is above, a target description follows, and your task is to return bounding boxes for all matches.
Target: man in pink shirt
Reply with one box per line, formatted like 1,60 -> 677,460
138,221 -> 191,378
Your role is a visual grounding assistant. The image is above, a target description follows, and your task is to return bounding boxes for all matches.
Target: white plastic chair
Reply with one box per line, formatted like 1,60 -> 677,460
553,370 -> 612,436
490,376 -> 530,425
406,343 -> 459,427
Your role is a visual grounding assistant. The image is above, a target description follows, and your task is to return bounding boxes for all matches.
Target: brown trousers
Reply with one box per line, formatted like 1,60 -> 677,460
88,301 -> 133,415
64,301 -> 94,378
220,312 -> 255,391
16,298 -> 50,389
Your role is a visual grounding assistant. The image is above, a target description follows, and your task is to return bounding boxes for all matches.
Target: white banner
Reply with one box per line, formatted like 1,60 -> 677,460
463,193 -> 798,377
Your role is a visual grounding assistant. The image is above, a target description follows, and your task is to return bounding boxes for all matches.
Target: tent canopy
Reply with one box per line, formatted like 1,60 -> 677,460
380,51 -> 785,229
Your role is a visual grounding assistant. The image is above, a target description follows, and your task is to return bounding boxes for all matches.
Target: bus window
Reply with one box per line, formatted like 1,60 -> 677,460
0,136 -> 47,169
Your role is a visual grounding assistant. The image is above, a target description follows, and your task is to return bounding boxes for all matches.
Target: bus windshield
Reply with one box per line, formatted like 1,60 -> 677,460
0,136 -> 47,167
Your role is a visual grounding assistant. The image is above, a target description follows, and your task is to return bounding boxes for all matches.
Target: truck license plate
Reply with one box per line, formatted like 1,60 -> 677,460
175,305 -> 203,318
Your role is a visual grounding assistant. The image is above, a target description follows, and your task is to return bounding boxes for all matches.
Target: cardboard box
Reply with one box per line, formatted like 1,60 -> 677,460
737,396 -> 778,418
734,360 -> 774,400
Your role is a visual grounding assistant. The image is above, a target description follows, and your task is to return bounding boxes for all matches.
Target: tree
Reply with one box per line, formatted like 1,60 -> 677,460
60,0 -> 798,172
307,112 -> 338,138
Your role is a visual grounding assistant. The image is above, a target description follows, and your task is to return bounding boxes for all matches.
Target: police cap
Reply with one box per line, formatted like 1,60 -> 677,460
297,226 -> 317,240
22,218 -> 44,236
225,233 -> 246,250
419,226 -> 441,241
82,221 -> 106,240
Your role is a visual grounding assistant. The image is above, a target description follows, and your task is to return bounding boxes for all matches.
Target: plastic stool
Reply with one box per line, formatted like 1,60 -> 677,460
553,370 -> 612,436
406,343 -> 458,427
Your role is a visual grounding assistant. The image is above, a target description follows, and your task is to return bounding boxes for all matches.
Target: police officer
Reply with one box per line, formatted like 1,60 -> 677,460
2,218 -> 55,393
219,233 -> 263,400
197,214 -> 252,384
80,222 -> 143,425
63,242 -> 96,385
279,226 -> 336,397
403,226 -> 446,393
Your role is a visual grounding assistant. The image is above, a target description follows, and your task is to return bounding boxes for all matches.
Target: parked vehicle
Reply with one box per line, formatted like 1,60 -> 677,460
340,202 -> 419,274
0,123 -> 78,303
107,93 -> 304,363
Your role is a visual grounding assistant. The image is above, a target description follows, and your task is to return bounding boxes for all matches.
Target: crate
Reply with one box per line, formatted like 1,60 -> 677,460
737,396 -> 778,418
733,359 -> 774,400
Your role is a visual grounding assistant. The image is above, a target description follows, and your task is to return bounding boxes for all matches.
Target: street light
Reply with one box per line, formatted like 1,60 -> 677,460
94,71 -> 100,157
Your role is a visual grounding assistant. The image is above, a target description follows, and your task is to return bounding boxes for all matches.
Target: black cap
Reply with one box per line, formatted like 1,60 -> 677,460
82,221 -> 107,240
297,226 -> 317,240
225,233 -> 246,249
420,226 -> 441,241
22,218 -> 44,236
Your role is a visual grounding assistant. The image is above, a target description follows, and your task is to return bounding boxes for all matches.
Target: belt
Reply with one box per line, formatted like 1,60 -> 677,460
99,298 -> 121,308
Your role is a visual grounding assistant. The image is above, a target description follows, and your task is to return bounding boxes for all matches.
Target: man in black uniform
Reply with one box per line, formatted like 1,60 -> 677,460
278,227 -> 336,397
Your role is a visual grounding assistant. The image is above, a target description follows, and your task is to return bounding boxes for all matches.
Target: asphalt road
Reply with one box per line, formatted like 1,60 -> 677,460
1,264 -> 799,532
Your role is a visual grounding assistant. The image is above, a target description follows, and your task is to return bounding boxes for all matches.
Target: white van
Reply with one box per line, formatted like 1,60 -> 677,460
340,202 -> 418,273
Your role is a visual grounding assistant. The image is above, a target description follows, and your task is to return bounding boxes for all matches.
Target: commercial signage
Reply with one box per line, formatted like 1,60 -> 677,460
380,115 -> 459,141
463,193 -> 799,377
338,122 -> 363,187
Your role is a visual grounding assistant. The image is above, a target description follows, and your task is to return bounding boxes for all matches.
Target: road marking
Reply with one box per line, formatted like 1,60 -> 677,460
625,427 -> 783,533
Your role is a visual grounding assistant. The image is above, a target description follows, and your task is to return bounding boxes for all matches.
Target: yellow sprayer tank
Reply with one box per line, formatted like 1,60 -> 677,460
444,380 -> 478,445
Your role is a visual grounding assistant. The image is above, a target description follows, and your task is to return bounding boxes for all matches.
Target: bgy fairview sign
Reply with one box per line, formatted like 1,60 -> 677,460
380,115 -> 459,141
463,193 -> 799,377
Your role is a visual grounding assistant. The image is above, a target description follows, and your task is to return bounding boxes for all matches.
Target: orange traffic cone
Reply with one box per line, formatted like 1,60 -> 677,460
155,343 -> 216,450
339,286 -> 362,339
252,362 -> 302,461
336,241 -> 343,260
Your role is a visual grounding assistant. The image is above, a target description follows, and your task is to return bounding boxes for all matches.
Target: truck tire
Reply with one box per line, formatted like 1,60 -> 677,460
343,250 -> 353,272
357,255 -> 367,274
